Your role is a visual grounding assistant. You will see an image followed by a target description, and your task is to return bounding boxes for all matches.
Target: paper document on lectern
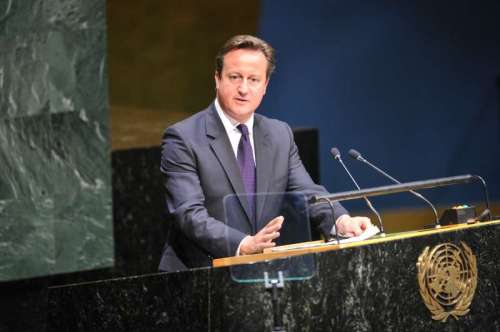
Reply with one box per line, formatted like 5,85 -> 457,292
269,225 -> 380,252
328,224 -> 380,244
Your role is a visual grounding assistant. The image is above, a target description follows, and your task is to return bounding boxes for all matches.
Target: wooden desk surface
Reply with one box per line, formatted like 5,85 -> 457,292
212,219 -> 500,268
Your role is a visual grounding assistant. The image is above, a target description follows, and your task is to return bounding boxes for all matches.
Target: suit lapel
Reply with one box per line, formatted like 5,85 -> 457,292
205,105 -> 253,225
253,115 -> 273,226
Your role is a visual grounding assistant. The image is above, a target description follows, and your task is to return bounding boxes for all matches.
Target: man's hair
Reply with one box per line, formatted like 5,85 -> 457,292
215,35 -> 276,79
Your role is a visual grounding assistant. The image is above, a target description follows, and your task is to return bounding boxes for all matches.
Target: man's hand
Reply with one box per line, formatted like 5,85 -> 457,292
239,216 -> 284,255
335,215 -> 372,237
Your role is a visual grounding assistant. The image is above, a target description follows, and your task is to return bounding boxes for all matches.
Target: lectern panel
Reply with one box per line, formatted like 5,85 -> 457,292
48,221 -> 500,331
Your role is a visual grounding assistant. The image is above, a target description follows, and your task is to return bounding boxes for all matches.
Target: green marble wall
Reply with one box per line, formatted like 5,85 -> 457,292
0,0 -> 113,281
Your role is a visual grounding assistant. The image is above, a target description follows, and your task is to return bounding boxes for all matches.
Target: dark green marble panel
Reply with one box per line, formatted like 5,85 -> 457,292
50,111 -> 112,274
0,114 -> 56,279
0,0 -> 106,121
0,0 -> 112,281
0,29 -> 107,121
0,112 -> 112,281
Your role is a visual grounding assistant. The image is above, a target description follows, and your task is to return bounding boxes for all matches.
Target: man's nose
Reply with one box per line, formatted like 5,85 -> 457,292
237,79 -> 249,94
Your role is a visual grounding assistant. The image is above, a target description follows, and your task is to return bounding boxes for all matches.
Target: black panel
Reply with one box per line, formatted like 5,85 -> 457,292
293,128 -> 320,184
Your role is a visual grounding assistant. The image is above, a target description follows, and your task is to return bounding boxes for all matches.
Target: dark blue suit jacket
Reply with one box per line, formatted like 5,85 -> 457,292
158,104 -> 347,272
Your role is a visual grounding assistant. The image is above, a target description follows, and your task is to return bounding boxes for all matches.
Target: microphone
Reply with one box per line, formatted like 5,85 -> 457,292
348,149 -> 441,228
330,147 -> 385,235
475,208 -> 491,222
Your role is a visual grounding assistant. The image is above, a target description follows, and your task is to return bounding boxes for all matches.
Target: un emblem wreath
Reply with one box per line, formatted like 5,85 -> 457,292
417,242 -> 477,322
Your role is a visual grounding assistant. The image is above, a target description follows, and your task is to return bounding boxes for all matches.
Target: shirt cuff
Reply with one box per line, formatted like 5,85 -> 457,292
235,235 -> 251,256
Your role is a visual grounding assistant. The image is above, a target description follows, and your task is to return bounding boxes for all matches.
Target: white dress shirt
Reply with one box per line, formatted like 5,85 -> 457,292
214,98 -> 256,163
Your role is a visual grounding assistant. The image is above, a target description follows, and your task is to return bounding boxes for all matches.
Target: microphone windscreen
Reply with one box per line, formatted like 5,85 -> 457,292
348,149 -> 362,160
330,147 -> 341,158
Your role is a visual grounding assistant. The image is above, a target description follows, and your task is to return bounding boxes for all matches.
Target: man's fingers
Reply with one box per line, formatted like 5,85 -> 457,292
261,231 -> 280,242
266,216 -> 284,228
340,219 -> 362,236
259,216 -> 283,235
250,216 -> 284,250
254,238 -> 277,252
265,223 -> 282,234
355,216 -> 372,230
350,223 -> 363,236
259,223 -> 282,236
259,241 -> 276,250
241,229 -> 280,255
337,216 -> 372,237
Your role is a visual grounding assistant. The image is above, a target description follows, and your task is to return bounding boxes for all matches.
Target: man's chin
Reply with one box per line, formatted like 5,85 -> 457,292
227,108 -> 254,121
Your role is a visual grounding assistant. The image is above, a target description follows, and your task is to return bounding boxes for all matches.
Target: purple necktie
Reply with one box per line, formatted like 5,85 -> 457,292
237,124 -> 256,220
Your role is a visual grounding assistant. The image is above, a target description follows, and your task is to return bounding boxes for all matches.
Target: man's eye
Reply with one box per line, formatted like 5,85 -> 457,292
229,75 -> 240,81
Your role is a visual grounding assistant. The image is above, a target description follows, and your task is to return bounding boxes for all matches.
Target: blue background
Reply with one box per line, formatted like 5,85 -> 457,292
258,0 -> 500,210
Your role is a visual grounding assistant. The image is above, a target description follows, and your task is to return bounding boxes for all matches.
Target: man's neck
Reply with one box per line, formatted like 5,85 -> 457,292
214,98 -> 254,126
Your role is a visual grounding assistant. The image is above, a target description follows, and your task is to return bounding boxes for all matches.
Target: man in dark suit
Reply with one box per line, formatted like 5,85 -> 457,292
159,35 -> 371,272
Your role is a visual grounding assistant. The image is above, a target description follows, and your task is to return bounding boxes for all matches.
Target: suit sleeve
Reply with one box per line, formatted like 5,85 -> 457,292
161,126 -> 247,257
284,124 -> 349,238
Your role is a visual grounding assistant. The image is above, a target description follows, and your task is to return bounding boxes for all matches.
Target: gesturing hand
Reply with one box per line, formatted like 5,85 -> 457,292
239,216 -> 284,255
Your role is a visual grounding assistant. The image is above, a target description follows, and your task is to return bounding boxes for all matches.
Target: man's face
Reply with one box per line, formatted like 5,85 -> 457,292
215,49 -> 269,123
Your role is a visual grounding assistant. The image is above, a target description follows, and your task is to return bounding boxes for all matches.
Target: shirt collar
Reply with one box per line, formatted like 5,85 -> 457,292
214,98 -> 254,135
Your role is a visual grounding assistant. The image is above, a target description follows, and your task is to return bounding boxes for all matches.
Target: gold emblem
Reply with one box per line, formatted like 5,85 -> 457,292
417,242 -> 477,322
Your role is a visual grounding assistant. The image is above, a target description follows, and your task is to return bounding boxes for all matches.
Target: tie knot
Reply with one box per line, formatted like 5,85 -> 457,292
237,124 -> 249,137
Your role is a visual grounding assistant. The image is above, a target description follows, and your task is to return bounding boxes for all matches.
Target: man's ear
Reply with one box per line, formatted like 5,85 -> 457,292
214,71 -> 220,90
262,78 -> 270,95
